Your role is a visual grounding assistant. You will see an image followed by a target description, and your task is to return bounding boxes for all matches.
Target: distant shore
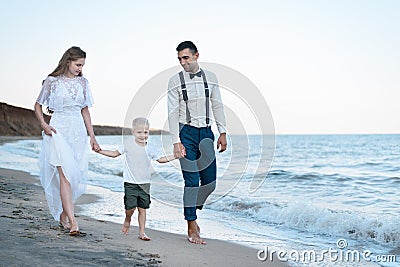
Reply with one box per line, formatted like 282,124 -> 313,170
0,102 -> 168,136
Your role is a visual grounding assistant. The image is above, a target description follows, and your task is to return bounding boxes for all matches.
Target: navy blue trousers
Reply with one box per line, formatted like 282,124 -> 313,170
179,124 -> 217,221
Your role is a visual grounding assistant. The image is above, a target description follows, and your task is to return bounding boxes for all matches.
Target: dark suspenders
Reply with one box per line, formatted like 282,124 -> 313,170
201,69 -> 210,125
178,69 -> 210,125
178,71 -> 191,123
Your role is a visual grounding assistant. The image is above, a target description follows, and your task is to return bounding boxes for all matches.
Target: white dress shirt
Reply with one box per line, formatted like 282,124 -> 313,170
167,67 -> 227,144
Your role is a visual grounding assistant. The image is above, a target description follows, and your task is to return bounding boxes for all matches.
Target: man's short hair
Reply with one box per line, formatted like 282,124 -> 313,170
176,41 -> 198,54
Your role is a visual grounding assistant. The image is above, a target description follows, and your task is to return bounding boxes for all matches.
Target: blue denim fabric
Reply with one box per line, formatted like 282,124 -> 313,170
179,124 -> 217,221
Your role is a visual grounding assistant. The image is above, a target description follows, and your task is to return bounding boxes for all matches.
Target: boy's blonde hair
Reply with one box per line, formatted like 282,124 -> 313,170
132,117 -> 150,129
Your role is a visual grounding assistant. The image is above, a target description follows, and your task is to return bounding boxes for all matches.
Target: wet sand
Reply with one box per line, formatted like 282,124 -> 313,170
0,167 -> 287,266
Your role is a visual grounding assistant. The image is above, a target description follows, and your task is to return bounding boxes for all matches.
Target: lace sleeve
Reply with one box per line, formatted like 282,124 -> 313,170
36,76 -> 53,106
82,77 -> 94,108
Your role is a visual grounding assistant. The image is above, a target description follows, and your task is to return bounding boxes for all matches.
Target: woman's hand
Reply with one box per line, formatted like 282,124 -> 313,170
90,137 -> 101,152
35,103 -> 56,136
42,122 -> 57,136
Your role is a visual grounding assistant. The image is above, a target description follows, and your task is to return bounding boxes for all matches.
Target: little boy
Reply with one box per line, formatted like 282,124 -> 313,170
96,117 -> 175,241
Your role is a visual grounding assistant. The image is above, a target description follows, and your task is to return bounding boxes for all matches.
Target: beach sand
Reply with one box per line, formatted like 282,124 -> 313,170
0,167 -> 287,266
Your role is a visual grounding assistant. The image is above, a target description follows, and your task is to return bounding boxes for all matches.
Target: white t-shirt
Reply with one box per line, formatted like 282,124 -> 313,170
118,141 -> 162,184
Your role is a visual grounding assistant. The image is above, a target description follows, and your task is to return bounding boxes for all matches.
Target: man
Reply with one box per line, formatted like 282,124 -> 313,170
167,41 -> 227,245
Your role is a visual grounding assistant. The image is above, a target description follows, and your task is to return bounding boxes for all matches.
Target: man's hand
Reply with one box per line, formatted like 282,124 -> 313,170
217,133 -> 227,153
173,142 -> 186,158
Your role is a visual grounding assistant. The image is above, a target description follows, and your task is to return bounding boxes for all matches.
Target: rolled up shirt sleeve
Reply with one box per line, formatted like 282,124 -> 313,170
210,79 -> 227,134
167,77 -> 181,144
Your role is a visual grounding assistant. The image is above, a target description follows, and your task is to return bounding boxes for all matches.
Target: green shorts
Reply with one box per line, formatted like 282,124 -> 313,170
124,182 -> 151,210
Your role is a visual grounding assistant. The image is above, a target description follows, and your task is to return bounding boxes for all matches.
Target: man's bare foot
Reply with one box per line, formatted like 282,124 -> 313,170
187,220 -> 206,245
122,219 -> 131,235
188,234 -> 206,245
194,221 -> 200,233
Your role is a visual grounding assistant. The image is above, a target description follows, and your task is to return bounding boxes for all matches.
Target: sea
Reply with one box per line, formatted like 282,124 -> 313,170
0,134 -> 399,266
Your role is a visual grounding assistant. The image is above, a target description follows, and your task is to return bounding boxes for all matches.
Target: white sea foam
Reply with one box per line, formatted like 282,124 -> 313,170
208,197 -> 400,248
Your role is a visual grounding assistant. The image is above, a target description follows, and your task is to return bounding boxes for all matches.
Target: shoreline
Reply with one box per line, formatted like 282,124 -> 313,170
0,167 -> 287,266
0,136 -> 41,145
2,136 -> 399,265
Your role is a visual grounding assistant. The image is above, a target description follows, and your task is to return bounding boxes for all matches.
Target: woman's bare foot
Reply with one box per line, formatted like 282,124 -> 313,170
59,212 -> 70,230
69,222 -> 80,236
187,220 -> 206,245
122,218 -> 131,235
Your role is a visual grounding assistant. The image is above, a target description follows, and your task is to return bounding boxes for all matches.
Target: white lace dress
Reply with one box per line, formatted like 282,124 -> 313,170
36,75 -> 94,221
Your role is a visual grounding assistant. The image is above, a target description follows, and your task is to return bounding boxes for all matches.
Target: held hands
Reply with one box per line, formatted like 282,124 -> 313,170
90,137 -> 101,152
173,143 -> 186,159
173,134 -> 227,158
217,133 -> 227,153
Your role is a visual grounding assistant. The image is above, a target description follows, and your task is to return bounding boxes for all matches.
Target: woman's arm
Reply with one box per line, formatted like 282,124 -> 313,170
34,102 -> 56,136
81,106 -> 100,151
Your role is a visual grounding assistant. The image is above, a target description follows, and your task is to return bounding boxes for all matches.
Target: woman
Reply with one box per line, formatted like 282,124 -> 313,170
34,46 -> 100,236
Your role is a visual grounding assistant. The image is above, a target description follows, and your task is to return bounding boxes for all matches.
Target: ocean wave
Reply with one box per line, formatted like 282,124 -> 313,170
268,170 -> 350,183
88,162 -> 123,177
0,140 -> 41,159
268,169 -> 292,177
208,197 -> 400,247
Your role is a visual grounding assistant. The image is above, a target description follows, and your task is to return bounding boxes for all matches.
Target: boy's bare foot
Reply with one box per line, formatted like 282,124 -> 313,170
138,233 -> 151,241
187,220 -> 206,245
122,219 -> 131,235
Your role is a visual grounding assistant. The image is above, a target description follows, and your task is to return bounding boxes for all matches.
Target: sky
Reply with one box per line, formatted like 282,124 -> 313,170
0,0 -> 399,134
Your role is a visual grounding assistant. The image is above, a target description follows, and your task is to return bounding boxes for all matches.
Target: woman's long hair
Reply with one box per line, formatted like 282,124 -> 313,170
45,46 -> 86,114
49,46 -> 86,77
